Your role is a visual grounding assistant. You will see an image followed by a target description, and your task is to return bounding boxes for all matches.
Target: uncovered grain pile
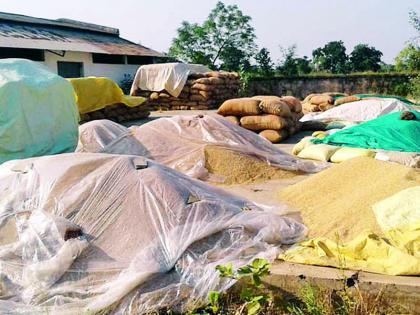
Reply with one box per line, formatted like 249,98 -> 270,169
217,95 -> 303,143
134,71 -> 240,111
302,92 -> 349,113
79,103 -> 151,123
278,157 -> 420,242
204,145 -> 302,185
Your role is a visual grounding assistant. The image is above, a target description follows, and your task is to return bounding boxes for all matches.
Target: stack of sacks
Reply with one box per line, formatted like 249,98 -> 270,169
79,103 -> 151,123
69,77 -> 150,124
302,92 -> 348,113
135,71 -> 241,111
292,136 -> 376,163
217,96 -> 303,143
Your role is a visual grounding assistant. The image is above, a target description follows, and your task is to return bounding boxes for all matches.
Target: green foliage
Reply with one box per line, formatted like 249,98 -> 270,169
254,48 -> 274,76
277,45 -> 312,76
349,44 -> 383,72
168,1 -> 256,71
409,74 -> 420,100
395,44 -> 420,71
119,74 -> 134,95
312,41 -> 349,73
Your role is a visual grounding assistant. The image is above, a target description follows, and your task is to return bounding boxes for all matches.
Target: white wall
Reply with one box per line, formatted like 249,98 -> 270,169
43,51 -> 140,84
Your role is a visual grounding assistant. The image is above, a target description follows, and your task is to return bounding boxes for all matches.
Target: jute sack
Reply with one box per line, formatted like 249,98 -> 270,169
217,98 -> 261,116
259,129 -> 289,143
223,116 -> 240,125
303,93 -> 317,103
240,115 -> 287,131
252,96 -> 291,117
191,83 -> 215,92
309,95 -> 334,105
318,103 -> 334,111
302,102 -> 319,113
334,95 -> 360,106
281,96 -> 302,113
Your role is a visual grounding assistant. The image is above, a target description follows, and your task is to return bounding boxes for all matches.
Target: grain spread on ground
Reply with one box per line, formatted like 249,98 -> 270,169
277,157 -> 420,242
204,146 -> 302,185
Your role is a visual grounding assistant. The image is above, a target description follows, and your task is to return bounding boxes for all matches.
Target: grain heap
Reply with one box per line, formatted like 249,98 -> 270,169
278,157 -> 420,242
79,103 -> 151,123
302,92 -> 351,113
217,96 -> 303,143
134,71 -> 241,111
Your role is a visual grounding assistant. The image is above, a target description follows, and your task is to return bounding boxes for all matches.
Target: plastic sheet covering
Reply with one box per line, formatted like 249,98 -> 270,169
130,63 -> 210,97
69,77 -> 146,114
77,120 -> 149,156
300,98 -> 418,123
77,116 -> 324,180
0,153 -> 307,314
0,59 -> 79,164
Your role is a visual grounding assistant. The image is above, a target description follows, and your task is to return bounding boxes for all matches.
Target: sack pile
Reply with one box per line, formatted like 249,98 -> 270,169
217,96 -> 303,143
302,92 -> 350,113
135,71 -> 241,111
79,104 -> 150,123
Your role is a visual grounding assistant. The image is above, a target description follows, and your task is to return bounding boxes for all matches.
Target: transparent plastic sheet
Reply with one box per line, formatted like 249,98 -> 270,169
77,120 -> 149,156
300,98 -> 419,123
77,115 -> 325,181
0,153 -> 307,314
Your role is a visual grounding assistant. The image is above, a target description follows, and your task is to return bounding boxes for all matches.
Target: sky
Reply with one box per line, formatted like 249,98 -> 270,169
1,0 -> 419,64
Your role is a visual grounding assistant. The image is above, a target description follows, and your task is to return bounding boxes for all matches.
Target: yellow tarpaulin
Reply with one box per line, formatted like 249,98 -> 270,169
68,77 -> 146,114
281,186 -> 420,275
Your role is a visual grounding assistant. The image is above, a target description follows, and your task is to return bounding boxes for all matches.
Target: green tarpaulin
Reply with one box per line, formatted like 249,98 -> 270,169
312,111 -> 420,152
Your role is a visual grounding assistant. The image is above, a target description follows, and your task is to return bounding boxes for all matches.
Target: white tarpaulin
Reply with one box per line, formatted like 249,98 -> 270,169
300,98 -> 418,123
0,59 -> 79,164
0,153 -> 306,314
130,63 -> 210,97
76,116 -> 324,180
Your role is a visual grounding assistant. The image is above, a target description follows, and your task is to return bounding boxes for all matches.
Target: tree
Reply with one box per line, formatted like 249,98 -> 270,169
312,41 -> 349,73
395,44 -> 420,71
395,10 -> 420,72
277,45 -> 312,76
255,48 -> 274,75
349,44 -> 383,72
168,1 -> 256,71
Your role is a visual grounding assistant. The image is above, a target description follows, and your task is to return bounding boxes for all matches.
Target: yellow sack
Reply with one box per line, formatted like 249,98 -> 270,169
280,232 -> 420,276
373,186 -> 420,257
281,186 -> 420,276
297,144 -> 339,162
312,131 -> 328,140
330,147 -> 376,163
69,77 -> 146,114
292,137 -> 315,156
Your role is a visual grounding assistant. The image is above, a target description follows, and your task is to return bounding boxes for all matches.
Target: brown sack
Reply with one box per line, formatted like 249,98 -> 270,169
240,115 -> 287,131
309,95 -> 334,105
194,78 -> 212,85
318,103 -> 335,111
190,94 -> 207,102
334,95 -> 360,106
302,102 -> 319,113
217,98 -> 261,116
303,93 -> 317,103
259,129 -> 289,143
223,116 -> 240,125
252,96 -> 292,117
281,96 -> 302,113
191,83 -> 215,91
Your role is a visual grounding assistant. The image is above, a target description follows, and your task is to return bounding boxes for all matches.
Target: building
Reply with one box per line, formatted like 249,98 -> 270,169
0,12 -> 165,83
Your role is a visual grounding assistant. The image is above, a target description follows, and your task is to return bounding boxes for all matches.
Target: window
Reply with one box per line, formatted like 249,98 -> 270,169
126,55 -> 154,65
57,62 -> 84,78
92,53 -> 125,64
0,47 -> 44,61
